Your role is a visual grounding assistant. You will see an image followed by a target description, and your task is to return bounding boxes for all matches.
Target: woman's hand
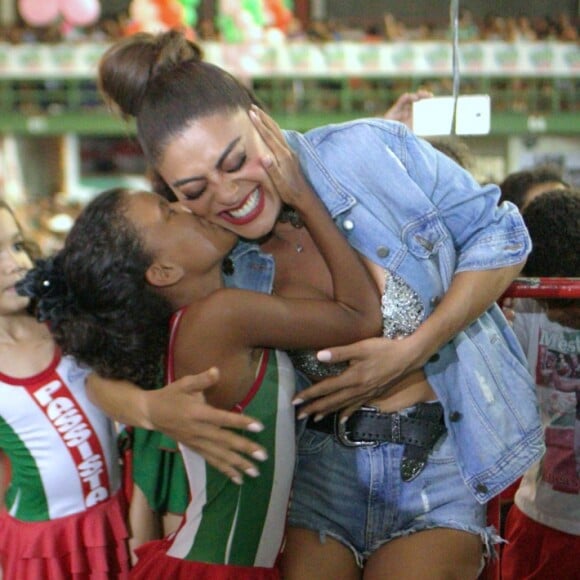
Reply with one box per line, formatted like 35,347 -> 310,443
249,105 -> 315,210
293,336 -> 422,420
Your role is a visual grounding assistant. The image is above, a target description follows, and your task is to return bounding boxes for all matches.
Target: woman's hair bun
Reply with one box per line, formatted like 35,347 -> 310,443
98,30 -> 203,118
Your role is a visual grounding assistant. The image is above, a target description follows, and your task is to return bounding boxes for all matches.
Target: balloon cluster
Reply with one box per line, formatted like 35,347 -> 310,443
218,0 -> 293,43
125,0 -> 199,35
18,0 -> 101,27
217,0 -> 264,43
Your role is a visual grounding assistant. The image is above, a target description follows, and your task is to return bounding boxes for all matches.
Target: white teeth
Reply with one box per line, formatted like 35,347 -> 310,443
228,189 -> 259,219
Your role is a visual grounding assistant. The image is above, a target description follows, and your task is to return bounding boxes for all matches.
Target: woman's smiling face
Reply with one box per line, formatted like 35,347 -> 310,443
157,109 -> 282,240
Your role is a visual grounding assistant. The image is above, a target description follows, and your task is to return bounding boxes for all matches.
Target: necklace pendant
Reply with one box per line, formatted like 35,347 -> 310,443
296,244 -> 304,253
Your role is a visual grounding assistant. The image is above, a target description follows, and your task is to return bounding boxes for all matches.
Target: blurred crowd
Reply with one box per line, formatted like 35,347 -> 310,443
0,9 -> 577,45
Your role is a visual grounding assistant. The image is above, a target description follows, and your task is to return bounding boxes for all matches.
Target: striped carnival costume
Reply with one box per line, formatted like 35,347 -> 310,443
131,309 -> 296,579
0,350 -> 130,578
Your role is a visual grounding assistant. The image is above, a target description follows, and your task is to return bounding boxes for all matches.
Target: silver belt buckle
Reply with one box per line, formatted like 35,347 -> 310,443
335,406 -> 379,447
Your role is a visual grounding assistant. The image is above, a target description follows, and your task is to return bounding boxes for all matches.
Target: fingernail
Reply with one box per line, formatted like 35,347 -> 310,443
297,411 -> 307,420
317,350 -> 332,362
245,467 -> 260,478
313,414 -> 324,423
262,155 -> 273,168
247,422 -> 264,433
252,450 -> 268,461
249,109 -> 258,121
292,398 -> 304,406
232,475 -> 243,485
339,416 -> 349,424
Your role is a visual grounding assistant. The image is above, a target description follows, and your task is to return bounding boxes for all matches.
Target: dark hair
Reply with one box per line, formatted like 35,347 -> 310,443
499,165 -> 568,209
17,188 -> 172,390
522,188 -> 580,280
0,199 -> 41,260
148,167 -> 178,202
99,29 -> 258,166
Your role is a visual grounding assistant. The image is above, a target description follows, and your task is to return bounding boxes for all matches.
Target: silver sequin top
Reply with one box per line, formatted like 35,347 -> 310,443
381,271 -> 424,339
288,271 -> 424,380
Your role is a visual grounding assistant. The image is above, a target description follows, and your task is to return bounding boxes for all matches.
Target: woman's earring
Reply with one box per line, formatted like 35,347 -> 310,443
279,204 -> 304,229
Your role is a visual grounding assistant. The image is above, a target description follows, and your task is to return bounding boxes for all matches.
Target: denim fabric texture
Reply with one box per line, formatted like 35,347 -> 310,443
226,119 -> 544,503
288,412 -> 499,566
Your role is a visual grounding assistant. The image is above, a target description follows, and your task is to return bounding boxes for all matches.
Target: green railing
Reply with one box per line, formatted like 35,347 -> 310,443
0,40 -> 578,135
0,75 -> 577,135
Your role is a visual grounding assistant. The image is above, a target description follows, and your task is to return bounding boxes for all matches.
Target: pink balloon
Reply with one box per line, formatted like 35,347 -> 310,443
59,0 -> 101,27
18,0 -> 60,26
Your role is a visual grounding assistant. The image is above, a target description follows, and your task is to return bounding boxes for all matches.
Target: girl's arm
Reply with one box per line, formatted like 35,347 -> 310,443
86,370 -> 269,483
199,107 -> 382,351
171,110 -> 381,410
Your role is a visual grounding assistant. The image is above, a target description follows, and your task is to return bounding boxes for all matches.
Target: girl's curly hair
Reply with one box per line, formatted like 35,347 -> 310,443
18,188 -> 172,390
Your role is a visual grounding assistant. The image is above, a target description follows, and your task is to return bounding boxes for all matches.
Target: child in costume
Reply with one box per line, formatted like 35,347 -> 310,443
21,125 -> 381,578
0,200 -> 131,579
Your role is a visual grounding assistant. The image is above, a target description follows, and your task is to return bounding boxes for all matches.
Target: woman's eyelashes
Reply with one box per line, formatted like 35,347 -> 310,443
182,153 -> 248,201
226,153 -> 247,173
184,189 -> 204,201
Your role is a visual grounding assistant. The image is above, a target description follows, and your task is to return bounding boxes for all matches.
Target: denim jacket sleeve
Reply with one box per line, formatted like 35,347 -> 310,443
400,126 -> 531,272
293,120 -> 531,274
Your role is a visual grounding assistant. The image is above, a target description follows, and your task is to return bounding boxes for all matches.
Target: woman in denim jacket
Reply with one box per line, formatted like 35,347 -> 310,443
91,30 -> 543,579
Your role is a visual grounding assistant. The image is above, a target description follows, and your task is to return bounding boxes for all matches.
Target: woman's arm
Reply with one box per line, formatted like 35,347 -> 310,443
86,370 -> 269,483
294,263 -> 524,418
279,126 -> 531,418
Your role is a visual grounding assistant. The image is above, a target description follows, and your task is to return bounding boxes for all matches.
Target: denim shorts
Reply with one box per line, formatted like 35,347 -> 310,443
288,405 -> 499,567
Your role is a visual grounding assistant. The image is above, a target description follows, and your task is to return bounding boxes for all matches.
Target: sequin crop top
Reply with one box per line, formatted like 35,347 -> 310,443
287,272 -> 425,381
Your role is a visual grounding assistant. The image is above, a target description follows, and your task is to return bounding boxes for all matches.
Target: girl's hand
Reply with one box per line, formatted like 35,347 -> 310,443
292,336 -> 422,420
146,369 -> 268,485
249,105 -> 315,209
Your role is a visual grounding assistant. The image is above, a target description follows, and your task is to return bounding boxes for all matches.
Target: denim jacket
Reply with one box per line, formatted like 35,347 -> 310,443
227,119 -> 544,504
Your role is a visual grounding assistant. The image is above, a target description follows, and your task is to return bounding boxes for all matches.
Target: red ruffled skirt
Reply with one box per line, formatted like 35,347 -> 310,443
0,490 -> 131,579
131,537 -> 280,579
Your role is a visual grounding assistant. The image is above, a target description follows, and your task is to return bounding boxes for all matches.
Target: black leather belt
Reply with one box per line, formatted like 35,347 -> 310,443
306,402 -> 447,482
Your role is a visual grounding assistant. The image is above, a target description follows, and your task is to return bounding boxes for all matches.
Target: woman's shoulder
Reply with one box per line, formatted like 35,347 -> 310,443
291,117 -> 409,148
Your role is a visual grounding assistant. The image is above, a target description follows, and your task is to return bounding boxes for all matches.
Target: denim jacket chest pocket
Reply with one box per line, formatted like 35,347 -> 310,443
403,214 -> 449,260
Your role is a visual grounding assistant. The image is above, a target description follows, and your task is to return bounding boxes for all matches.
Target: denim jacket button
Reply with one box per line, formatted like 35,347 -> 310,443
476,483 -> 489,494
376,246 -> 390,258
449,411 -> 462,422
430,295 -> 441,307
343,219 -> 355,231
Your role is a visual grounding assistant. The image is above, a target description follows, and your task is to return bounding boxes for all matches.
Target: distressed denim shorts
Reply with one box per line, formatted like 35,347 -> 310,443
288,405 -> 498,567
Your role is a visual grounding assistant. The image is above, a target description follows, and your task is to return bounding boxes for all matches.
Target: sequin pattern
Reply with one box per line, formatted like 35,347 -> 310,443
381,271 -> 424,339
286,349 -> 348,380
287,271 -> 424,381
